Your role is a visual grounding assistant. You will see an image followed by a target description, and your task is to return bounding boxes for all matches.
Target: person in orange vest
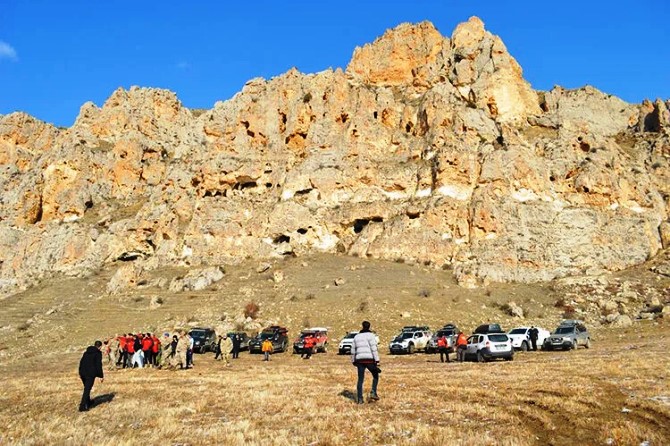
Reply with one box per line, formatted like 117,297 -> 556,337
142,333 -> 154,367
301,335 -> 316,360
261,338 -> 273,361
437,334 -> 450,363
151,334 -> 161,367
455,331 -> 468,362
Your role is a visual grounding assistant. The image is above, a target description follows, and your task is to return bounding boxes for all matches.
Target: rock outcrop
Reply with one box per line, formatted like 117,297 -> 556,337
0,17 -> 668,297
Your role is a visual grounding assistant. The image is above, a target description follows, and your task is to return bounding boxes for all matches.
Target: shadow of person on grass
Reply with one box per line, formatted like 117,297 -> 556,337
91,393 -> 115,408
338,389 -> 357,402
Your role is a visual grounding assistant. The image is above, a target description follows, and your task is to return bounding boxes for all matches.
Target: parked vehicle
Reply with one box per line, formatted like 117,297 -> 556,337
507,326 -> 550,351
463,333 -> 514,362
542,320 -> 591,351
338,331 -> 380,355
426,323 -> 459,354
227,332 -> 250,351
401,325 -> 430,333
473,323 -> 505,334
249,325 -> 289,353
389,328 -> 432,354
189,328 -> 217,353
293,327 -> 328,354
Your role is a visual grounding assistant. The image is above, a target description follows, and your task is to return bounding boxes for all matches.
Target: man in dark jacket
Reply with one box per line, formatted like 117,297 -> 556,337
529,326 -> 539,351
232,334 -> 241,359
78,340 -> 104,412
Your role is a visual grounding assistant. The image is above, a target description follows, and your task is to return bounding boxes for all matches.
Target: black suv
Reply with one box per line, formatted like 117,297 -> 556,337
473,323 -> 504,334
248,326 -> 289,353
189,328 -> 217,353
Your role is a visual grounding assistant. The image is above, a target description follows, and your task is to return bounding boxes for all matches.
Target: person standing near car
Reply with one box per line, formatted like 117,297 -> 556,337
232,334 -> 241,359
529,326 -> 539,351
302,335 -> 315,360
78,340 -> 104,412
261,338 -> 273,361
214,335 -> 223,360
437,334 -> 450,363
455,331 -> 467,362
351,320 -> 380,404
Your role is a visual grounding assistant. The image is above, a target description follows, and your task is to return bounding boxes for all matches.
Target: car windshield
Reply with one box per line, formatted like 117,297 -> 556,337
555,327 -> 574,334
300,333 -> 315,339
259,332 -> 275,339
344,333 -> 357,339
189,331 -> 206,339
401,333 -> 413,340
489,335 -> 508,342
509,328 -> 527,334
436,330 -> 452,337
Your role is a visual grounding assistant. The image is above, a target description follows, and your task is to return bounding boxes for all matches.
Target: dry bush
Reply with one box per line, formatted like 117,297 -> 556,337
305,293 -> 316,300
417,289 -> 431,298
289,295 -> 298,302
244,301 -> 260,319
358,301 -> 368,312
16,322 -> 31,332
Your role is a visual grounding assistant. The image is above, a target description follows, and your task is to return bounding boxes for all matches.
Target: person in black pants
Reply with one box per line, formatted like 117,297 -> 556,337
232,334 -> 241,359
529,327 -> 539,351
78,340 -> 104,412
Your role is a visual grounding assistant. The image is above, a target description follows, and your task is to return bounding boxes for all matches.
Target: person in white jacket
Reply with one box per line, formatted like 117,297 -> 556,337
351,320 -> 380,404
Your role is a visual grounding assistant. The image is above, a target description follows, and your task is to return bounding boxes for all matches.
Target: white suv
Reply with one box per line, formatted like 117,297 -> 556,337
389,330 -> 431,354
338,331 -> 380,355
464,333 -> 514,362
507,327 -> 550,351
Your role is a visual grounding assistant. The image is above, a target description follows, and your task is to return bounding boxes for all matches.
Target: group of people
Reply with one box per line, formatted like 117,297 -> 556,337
436,331 -> 468,363
80,321 -> 381,412
103,331 -> 196,370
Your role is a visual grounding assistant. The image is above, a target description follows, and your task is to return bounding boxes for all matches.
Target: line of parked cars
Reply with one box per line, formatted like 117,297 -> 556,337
386,320 -> 591,363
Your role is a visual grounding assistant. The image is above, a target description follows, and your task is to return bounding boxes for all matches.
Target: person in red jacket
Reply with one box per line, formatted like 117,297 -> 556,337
456,331 -> 468,362
117,335 -> 127,368
142,333 -> 153,367
302,335 -> 316,360
125,334 -> 135,368
437,335 -> 450,363
151,335 -> 161,366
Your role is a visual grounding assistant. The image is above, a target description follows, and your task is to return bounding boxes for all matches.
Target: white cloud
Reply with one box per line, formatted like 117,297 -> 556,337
0,41 -> 17,61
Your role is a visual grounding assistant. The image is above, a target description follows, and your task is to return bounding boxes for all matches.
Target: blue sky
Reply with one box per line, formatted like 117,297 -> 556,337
0,0 -> 668,127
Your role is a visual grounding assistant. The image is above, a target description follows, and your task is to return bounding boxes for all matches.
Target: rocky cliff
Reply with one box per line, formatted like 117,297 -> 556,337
1,17 -> 669,297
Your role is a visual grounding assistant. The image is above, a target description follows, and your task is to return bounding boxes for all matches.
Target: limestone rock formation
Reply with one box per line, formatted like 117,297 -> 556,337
0,17 -> 668,298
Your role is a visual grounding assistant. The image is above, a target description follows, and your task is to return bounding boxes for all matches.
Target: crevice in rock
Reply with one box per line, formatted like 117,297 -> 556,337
353,217 -> 383,234
273,234 -> 290,244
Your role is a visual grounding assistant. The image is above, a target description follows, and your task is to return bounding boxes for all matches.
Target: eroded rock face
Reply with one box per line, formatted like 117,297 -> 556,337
0,17 -> 668,296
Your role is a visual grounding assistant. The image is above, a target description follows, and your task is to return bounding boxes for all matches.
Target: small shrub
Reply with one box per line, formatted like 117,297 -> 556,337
305,293 -> 316,301
17,322 -> 31,332
358,301 -> 368,312
417,289 -> 431,298
155,297 -> 164,305
395,257 -> 405,264
303,92 -> 313,103
133,296 -> 144,303
484,289 -> 492,297
289,295 -> 298,302
244,302 -> 260,319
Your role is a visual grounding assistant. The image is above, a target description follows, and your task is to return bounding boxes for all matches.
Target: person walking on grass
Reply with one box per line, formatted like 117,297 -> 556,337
220,334 -> 233,367
262,338 -> 273,361
78,340 -> 104,412
351,320 -> 380,404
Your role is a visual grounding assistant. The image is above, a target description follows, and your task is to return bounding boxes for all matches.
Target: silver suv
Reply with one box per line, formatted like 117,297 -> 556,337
542,320 -> 591,351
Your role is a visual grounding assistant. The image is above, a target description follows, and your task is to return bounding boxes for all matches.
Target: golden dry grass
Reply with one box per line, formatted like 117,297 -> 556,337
0,254 -> 669,445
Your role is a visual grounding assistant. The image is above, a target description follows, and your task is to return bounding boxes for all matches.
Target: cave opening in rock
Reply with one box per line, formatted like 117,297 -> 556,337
274,235 -> 290,244
297,228 -> 307,234
406,210 -> 420,219
353,217 -> 383,234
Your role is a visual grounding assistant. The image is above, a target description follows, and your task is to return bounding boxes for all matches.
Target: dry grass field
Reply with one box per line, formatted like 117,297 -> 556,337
0,254 -> 669,445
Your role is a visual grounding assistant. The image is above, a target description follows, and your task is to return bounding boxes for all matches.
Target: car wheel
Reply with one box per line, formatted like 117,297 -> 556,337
504,356 -> 513,361
585,338 -> 591,349
477,351 -> 486,363
408,343 -> 415,355
322,344 -> 328,354
521,341 -> 528,352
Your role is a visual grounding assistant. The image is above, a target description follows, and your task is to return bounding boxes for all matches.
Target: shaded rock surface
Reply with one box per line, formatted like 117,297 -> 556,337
1,17 -> 669,298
